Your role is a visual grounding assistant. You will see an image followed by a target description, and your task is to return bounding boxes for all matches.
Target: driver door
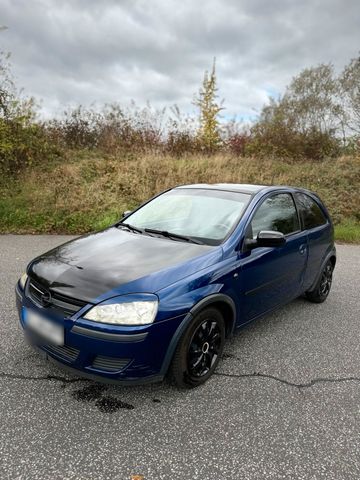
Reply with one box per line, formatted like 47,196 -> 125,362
238,192 -> 308,322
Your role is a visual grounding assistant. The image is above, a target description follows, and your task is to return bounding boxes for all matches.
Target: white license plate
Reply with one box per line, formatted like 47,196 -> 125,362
24,308 -> 64,345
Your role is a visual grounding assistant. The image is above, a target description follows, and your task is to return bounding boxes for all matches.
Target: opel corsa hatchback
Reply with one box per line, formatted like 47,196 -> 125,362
16,184 -> 336,387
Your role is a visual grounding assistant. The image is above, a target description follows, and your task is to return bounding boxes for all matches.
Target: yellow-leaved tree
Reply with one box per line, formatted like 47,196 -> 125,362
193,59 -> 223,152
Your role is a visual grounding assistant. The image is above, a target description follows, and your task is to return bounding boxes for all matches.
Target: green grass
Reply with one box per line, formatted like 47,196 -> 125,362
0,197 -> 122,234
334,220 -> 360,244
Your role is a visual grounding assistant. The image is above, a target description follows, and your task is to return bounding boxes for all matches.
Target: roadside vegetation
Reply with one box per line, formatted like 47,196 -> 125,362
0,53 -> 359,242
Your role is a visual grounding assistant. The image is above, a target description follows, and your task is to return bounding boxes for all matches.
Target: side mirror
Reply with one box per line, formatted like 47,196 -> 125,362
122,210 -> 132,218
257,230 -> 286,247
244,230 -> 286,250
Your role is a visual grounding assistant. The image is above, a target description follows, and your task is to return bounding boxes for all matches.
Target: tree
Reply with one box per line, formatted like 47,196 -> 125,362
0,50 -> 57,173
339,55 -> 360,135
249,64 -> 343,159
0,50 -> 15,119
193,59 -> 223,152
282,63 -> 342,136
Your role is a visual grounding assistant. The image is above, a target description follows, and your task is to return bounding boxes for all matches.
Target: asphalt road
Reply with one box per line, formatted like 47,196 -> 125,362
0,235 -> 359,480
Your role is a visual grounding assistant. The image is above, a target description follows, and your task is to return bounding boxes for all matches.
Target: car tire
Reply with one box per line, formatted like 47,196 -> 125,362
168,307 -> 226,388
306,260 -> 334,303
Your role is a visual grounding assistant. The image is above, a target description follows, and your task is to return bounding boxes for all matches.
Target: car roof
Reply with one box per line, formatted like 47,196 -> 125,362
176,183 -> 276,195
175,183 -> 321,200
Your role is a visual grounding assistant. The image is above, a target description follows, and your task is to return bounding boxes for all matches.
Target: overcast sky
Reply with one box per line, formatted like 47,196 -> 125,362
1,0 -> 359,119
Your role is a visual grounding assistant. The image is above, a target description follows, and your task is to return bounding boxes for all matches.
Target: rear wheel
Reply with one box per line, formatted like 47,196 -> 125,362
168,307 -> 225,388
306,260 -> 334,303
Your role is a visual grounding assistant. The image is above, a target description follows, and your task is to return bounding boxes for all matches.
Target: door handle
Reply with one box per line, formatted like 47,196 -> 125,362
299,244 -> 307,255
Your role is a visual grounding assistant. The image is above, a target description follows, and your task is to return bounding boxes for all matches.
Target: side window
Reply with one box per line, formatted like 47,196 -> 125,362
250,193 -> 300,238
295,193 -> 327,230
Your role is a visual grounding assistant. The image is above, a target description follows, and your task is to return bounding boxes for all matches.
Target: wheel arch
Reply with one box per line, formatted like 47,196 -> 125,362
308,247 -> 336,293
159,293 -> 237,377
329,255 -> 336,267
189,294 -> 237,338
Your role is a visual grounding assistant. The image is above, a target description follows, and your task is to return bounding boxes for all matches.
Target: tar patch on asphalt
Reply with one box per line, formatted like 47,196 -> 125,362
72,383 -> 107,401
95,396 -> 134,413
71,383 -> 135,413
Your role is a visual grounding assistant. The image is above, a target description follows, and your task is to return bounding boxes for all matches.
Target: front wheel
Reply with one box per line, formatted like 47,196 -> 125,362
168,307 -> 225,388
306,260 -> 334,303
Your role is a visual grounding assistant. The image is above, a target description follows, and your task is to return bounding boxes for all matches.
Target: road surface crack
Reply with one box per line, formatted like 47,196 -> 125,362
215,371 -> 360,389
2,369 -> 359,392
0,371 -> 87,384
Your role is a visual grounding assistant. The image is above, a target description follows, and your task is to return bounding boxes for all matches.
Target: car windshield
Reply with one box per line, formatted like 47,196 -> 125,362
121,188 -> 251,245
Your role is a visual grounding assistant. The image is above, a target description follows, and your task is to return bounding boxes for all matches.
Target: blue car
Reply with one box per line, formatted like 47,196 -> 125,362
16,184 -> 336,387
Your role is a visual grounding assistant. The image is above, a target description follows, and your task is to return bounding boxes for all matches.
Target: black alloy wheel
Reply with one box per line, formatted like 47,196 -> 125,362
187,319 -> 222,379
306,260 -> 334,303
169,307 -> 225,388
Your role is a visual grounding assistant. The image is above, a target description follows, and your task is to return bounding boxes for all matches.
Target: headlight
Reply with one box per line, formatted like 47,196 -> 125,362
84,297 -> 158,325
19,273 -> 28,290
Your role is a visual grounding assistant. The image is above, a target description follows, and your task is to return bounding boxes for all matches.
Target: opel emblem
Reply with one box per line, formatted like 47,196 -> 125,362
40,290 -> 52,307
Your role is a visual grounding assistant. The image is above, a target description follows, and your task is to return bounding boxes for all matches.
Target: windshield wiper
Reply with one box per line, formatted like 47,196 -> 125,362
118,223 -> 144,234
144,228 -> 204,245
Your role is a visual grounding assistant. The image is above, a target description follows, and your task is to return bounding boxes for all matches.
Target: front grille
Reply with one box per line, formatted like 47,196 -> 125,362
92,356 -> 130,372
43,343 -> 80,362
26,278 -> 88,318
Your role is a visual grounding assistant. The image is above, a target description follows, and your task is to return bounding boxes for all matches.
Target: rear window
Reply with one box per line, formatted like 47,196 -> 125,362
295,193 -> 327,229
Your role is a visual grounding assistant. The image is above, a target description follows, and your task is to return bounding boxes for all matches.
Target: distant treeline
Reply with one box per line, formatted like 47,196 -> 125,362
0,52 -> 359,174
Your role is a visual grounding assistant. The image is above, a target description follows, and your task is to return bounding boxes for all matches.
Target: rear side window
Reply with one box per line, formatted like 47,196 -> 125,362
295,193 -> 327,230
250,193 -> 300,238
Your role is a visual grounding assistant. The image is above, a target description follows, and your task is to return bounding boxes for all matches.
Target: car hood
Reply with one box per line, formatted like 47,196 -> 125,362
28,227 -> 219,303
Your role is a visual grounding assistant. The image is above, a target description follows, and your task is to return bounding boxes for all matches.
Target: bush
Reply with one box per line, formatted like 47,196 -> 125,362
0,103 -> 59,174
166,129 -> 199,156
247,97 -> 341,160
225,132 -> 250,156
0,53 -> 58,174
47,103 -> 166,154
47,107 -> 100,150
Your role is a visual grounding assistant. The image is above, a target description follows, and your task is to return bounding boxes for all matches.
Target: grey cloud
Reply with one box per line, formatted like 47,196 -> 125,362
0,0 -> 359,119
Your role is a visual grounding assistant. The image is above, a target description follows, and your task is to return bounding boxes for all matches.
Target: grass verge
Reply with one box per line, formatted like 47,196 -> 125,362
334,220 -> 360,244
0,151 -> 359,242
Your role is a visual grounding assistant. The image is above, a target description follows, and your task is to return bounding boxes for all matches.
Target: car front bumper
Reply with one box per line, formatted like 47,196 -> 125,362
16,283 -> 186,384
